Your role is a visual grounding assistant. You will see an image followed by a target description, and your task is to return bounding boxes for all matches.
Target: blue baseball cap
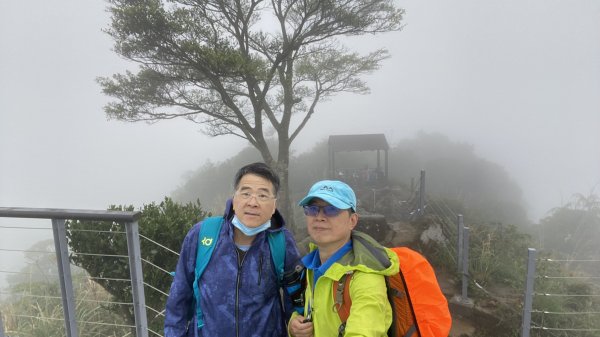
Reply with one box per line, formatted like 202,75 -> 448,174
298,180 -> 357,211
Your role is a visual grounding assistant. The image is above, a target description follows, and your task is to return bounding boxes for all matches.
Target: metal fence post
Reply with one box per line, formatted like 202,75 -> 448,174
372,189 -> 376,212
461,226 -> 471,303
126,221 -> 149,337
0,310 -> 6,337
419,170 -> 426,216
521,248 -> 537,337
52,219 -> 79,337
457,214 -> 464,273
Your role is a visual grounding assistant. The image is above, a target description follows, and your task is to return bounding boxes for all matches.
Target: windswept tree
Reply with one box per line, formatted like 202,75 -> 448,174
98,0 -> 404,220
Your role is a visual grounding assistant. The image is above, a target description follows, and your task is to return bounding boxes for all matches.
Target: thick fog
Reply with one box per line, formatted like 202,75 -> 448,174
1,1 -> 599,284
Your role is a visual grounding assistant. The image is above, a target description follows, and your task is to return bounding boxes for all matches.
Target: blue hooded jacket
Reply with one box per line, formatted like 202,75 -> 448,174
164,199 -> 300,337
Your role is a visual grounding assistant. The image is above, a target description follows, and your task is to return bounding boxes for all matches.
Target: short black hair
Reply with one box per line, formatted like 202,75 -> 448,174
233,162 -> 280,196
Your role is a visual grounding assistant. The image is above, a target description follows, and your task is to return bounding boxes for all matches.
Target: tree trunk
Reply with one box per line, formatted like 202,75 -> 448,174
276,162 -> 293,232
272,140 -> 294,233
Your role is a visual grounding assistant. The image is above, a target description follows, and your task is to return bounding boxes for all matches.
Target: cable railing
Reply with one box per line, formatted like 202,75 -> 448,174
0,212 -> 183,337
1,277 -> 138,335
451,236 -> 600,337
521,253 -> 600,336
139,234 -> 180,257
425,198 -> 456,239
138,237 -> 179,337
0,207 -> 147,337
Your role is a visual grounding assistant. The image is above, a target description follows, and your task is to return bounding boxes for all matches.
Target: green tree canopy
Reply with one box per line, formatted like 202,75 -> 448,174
98,0 -> 404,222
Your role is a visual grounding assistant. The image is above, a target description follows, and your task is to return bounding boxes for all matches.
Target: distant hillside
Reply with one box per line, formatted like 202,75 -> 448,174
172,132 -> 528,228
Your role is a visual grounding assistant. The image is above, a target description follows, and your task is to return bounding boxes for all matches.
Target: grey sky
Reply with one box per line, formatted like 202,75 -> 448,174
1,1 -> 600,283
307,1 -> 600,219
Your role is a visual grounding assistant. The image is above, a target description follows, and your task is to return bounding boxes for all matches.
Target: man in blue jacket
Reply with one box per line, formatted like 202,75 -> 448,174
165,162 -> 301,337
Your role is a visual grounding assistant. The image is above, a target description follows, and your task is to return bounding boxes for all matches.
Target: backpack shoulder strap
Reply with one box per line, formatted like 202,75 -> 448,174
267,230 -> 286,284
333,271 -> 353,337
193,216 -> 223,329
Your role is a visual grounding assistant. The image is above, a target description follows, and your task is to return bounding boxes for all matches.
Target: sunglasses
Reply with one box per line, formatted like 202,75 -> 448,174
302,205 -> 345,217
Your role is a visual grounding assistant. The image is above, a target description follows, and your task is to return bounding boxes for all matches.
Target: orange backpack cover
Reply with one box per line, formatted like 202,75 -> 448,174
334,247 -> 452,337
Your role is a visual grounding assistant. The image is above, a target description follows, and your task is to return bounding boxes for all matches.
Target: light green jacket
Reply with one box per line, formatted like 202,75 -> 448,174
290,231 -> 400,337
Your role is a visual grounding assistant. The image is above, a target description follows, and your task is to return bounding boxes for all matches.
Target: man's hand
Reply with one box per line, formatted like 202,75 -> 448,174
289,315 -> 313,337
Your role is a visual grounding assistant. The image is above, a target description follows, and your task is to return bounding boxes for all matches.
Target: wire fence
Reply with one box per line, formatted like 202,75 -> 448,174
0,222 -> 136,337
0,208 -> 149,337
400,171 -> 600,337
0,208 -> 185,337
528,256 -> 600,336
138,233 -> 180,337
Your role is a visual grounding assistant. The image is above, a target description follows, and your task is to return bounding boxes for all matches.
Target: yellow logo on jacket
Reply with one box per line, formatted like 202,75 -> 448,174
201,237 -> 213,246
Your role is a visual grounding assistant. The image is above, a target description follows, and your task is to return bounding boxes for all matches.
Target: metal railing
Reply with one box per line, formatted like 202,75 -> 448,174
522,251 -> 600,336
0,207 -> 148,337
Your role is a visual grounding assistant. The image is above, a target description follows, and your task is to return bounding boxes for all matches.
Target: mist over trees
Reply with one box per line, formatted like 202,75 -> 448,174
2,241 -> 130,336
532,192 -> 600,260
172,132 -> 529,227
172,146 -> 267,213
98,0 -> 404,221
389,132 -> 528,225
4,240 -> 58,286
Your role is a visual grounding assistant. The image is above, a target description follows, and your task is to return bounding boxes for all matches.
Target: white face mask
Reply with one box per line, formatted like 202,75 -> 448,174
231,215 -> 271,236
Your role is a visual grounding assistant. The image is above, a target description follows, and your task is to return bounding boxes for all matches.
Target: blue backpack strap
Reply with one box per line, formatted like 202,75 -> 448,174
193,216 -> 223,329
267,230 -> 286,284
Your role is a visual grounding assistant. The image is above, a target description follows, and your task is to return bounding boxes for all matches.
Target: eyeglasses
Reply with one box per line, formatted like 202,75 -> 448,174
302,205 -> 345,217
235,191 -> 276,202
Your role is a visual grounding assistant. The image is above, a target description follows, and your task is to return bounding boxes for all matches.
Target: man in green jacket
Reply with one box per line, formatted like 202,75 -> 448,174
288,180 -> 399,337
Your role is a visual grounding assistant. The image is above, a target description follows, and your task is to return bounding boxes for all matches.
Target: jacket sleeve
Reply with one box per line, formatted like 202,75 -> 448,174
281,228 -> 302,321
344,272 -> 392,337
164,224 -> 199,337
